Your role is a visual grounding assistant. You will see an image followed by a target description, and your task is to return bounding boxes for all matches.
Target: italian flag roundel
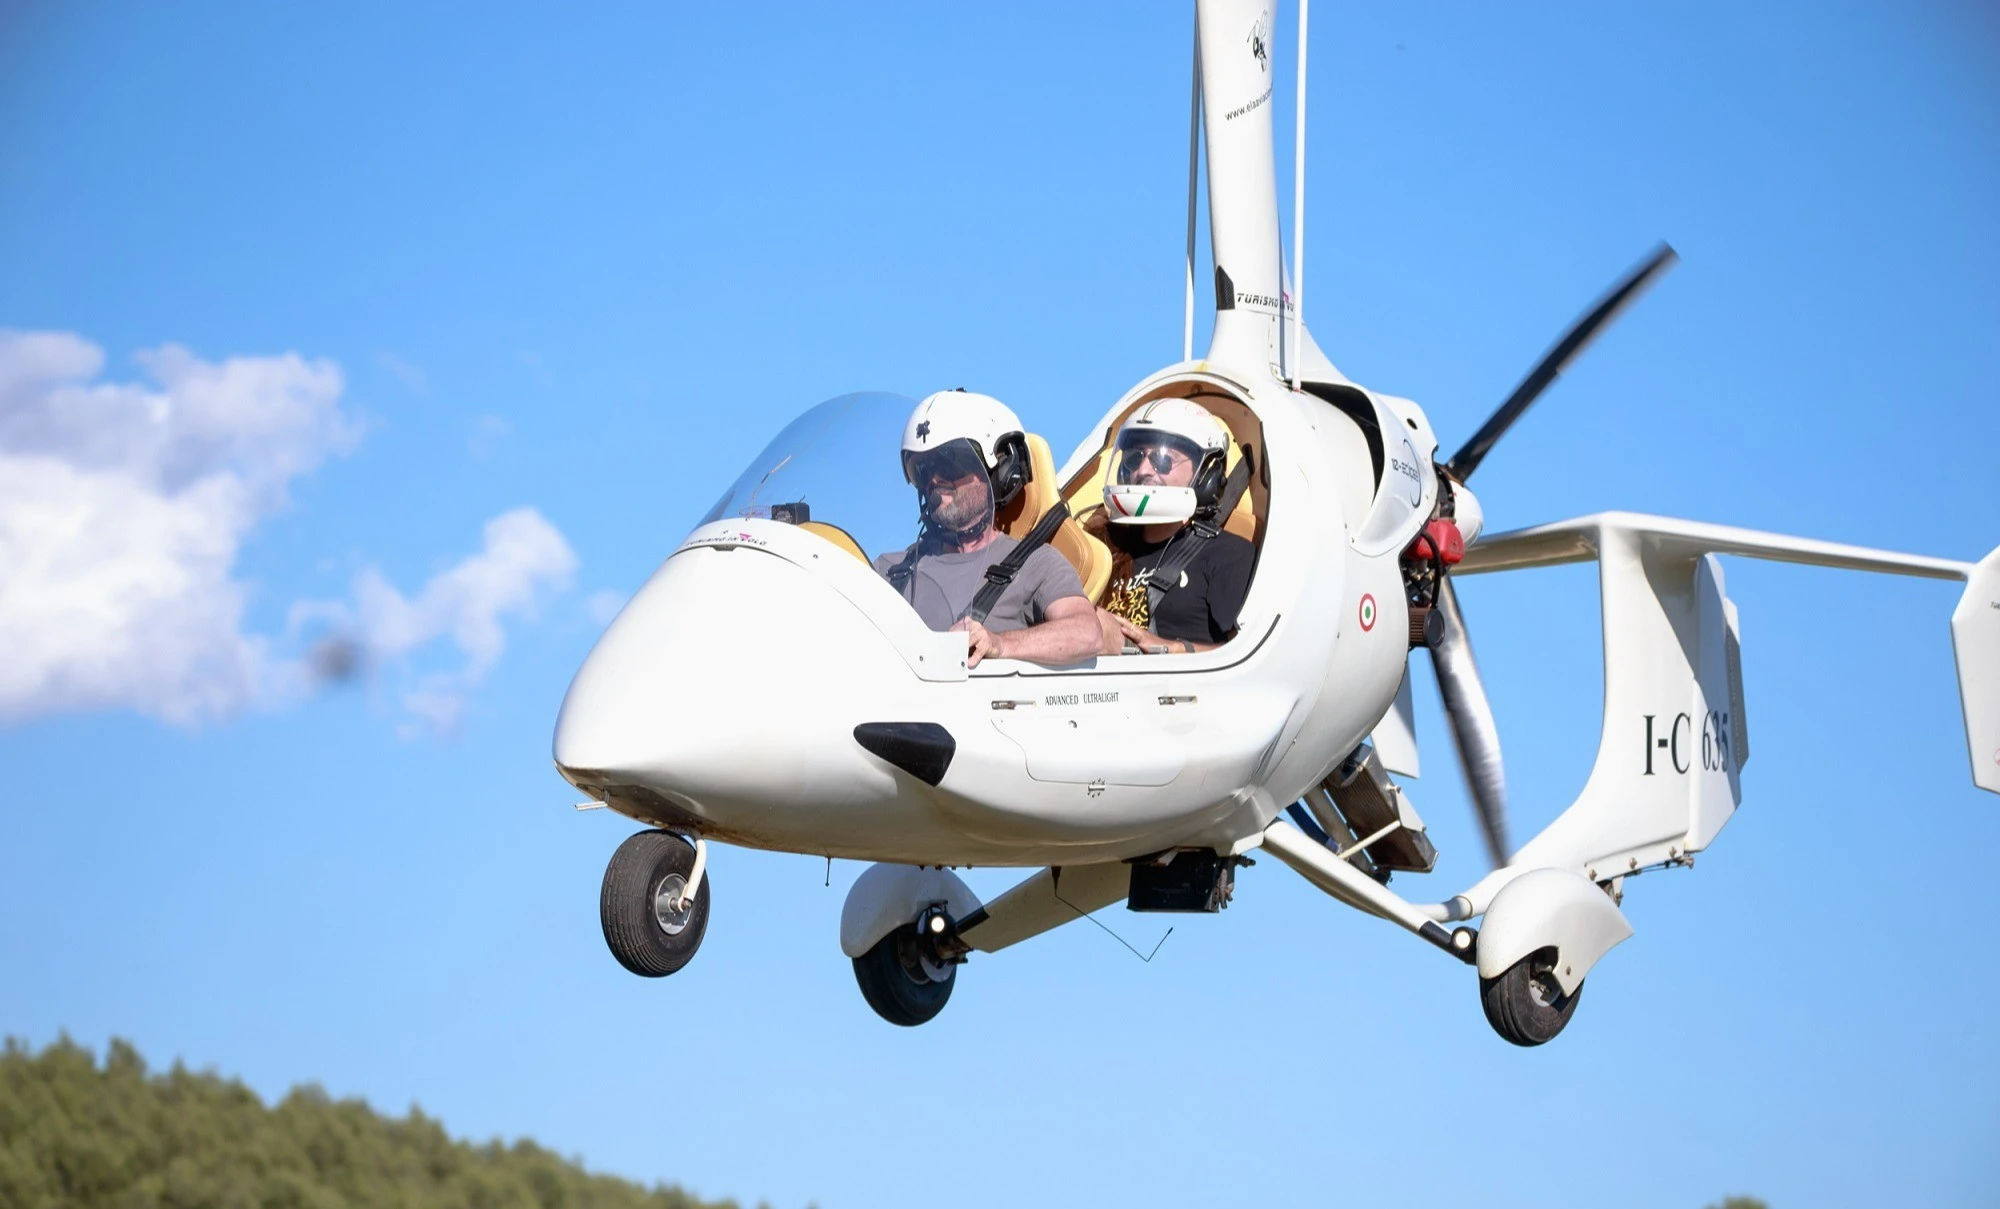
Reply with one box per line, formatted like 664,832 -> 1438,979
1359,593 -> 1377,632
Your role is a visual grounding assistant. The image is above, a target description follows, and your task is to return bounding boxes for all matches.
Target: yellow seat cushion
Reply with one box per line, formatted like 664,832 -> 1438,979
798,520 -> 869,564
996,433 -> 1112,603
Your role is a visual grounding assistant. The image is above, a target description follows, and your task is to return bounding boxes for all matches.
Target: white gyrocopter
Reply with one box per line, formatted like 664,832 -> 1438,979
553,0 -> 1999,1045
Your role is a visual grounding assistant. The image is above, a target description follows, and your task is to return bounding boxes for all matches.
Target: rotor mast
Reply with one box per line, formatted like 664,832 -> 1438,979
1194,0 -> 1333,383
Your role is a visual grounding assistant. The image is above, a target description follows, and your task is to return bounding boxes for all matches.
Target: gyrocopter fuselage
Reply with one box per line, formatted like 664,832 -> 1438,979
553,0 -> 2000,1044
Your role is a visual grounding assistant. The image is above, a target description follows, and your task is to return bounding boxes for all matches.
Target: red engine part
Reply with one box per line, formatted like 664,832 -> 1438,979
1406,519 -> 1464,566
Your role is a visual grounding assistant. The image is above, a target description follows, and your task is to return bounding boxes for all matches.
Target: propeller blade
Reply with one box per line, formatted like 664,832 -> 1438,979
1446,242 -> 1679,482
1429,578 -> 1511,868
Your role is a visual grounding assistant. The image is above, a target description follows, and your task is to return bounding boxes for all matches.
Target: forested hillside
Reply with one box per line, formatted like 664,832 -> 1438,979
0,1033 -> 1769,1209
0,1036 -> 749,1209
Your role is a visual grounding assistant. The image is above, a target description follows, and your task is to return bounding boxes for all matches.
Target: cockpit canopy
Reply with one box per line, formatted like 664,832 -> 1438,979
697,383 -> 1273,645
699,392 -> 920,563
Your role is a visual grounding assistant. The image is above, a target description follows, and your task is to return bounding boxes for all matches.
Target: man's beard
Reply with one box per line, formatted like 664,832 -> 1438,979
929,480 -> 991,540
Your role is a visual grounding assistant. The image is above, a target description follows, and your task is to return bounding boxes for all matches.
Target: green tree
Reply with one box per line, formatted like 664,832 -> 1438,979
0,1035 -> 754,1209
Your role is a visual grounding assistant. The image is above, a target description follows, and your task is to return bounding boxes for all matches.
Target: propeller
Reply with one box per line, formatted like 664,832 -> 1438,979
1446,242 -> 1679,481
1426,243 -> 1679,868
1431,577 -> 1512,868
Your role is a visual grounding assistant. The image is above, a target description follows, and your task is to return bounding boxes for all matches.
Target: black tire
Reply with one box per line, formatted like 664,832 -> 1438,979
852,923 -> 955,1027
1480,946 -> 1582,1047
600,830 -> 710,978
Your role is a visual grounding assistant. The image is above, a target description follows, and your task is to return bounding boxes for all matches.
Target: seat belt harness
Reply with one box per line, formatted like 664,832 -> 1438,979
1145,452 -> 1254,615
964,501 -> 1071,625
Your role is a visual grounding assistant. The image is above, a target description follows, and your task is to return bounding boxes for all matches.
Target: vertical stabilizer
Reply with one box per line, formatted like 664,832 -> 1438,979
1472,529 -> 1746,886
1953,546 -> 2000,794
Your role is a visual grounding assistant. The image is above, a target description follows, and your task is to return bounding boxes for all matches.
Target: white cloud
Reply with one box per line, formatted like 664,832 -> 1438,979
583,588 -> 627,626
469,413 -> 511,459
0,330 -> 358,502
0,330 -> 577,733
514,349 -> 550,387
296,507 -> 578,736
0,330 -> 357,724
399,681 -> 467,741
376,352 -> 429,395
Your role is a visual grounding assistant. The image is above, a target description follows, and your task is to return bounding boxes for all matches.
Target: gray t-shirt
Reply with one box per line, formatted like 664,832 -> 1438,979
874,535 -> 1086,632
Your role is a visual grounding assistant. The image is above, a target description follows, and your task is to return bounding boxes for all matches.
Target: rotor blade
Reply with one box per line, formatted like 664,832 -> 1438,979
1446,242 -> 1679,482
1429,578 -> 1511,868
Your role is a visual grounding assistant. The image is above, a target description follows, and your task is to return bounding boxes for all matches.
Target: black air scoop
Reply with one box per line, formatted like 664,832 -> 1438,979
853,722 -> 956,786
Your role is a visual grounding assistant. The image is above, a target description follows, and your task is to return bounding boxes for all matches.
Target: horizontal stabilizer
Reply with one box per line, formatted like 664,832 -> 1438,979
1459,511 -> 1971,582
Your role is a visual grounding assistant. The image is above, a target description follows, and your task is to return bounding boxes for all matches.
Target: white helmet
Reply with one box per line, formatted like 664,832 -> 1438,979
1103,397 -> 1232,525
901,389 -> 1030,510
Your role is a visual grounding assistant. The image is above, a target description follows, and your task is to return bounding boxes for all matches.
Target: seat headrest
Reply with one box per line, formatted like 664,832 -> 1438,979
998,433 -> 1062,538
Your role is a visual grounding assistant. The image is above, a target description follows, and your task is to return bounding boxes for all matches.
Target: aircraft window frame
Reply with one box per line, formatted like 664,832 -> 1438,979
967,612 -> 1282,679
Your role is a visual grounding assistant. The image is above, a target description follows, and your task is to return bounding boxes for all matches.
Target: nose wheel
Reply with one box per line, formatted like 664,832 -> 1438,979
600,830 -> 711,977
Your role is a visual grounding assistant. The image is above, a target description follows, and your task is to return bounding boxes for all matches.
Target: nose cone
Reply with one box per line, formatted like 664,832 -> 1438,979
554,546 -> 791,784
552,588 -> 661,784
552,540 -> 917,839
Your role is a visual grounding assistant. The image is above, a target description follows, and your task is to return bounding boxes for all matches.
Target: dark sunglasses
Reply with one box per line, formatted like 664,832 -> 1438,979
1118,446 -> 1185,476
910,447 -> 984,486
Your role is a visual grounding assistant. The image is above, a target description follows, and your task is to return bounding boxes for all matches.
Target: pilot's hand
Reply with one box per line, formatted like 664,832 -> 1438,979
1114,616 -> 1177,656
1094,607 -> 1128,655
951,616 -> 1004,667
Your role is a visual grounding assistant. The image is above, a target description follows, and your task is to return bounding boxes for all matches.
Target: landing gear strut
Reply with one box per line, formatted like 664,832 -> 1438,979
600,830 -> 711,977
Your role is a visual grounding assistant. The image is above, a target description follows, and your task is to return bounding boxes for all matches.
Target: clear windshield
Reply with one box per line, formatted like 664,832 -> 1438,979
698,392 -> 921,562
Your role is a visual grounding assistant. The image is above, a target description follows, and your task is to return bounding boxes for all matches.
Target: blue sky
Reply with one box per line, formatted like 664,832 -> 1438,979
3,3 -> 1997,1207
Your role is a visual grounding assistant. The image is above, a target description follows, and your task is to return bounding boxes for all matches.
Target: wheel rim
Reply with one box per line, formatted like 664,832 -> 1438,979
1527,956 -> 1568,1010
895,931 -> 951,984
652,873 -> 693,935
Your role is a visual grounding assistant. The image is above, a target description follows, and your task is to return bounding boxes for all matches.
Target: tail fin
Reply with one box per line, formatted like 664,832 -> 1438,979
1452,513 -> 1989,902
1507,528 -> 1745,878
1952,547 -> 2000,793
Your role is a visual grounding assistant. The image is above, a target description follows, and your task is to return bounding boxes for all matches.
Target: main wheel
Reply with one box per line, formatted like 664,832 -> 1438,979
600,830 -> 710,977
852,923 -> 955,1026
1480,946 -> 1582,1047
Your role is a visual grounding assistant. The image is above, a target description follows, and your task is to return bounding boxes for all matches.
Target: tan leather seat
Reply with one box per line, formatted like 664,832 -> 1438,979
995,433 -> 1113,603
798,520 -> 869,564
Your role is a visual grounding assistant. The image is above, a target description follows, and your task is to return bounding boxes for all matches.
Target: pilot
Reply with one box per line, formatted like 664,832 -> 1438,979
1085,398 -> 1255,655
875,390 -> 1102,668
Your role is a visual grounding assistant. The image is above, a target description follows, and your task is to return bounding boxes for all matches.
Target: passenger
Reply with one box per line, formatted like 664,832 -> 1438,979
875,390 -> 1101,668
1085,399 -> 1255,655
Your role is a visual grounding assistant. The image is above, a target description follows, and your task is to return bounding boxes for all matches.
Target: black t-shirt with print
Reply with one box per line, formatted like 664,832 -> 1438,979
1101,528 -> 1256,645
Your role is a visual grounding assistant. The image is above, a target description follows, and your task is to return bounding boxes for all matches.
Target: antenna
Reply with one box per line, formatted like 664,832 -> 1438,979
1184,7 -> 1202,363
1290,0 -> 1309,389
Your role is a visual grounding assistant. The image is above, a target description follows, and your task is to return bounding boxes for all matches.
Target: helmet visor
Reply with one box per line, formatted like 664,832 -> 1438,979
903,437 -> 986,488
1112,430 -> 1204,486
905,437 -> 996,539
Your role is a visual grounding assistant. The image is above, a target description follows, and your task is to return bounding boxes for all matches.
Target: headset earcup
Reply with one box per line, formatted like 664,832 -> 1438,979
1193,451 -> 1227,510
990,433 -> 1030,509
